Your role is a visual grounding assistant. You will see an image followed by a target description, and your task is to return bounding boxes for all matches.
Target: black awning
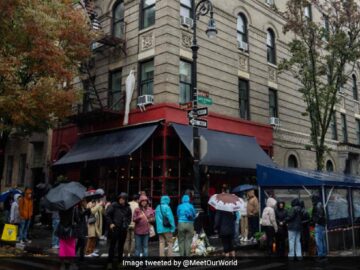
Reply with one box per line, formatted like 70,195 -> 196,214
172,123 -> 274,170
54,124 -> 158,166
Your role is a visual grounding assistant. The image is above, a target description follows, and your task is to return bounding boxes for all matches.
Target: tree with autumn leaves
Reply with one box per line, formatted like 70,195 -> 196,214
280,0 -> 360,171
0,0 -> 93,178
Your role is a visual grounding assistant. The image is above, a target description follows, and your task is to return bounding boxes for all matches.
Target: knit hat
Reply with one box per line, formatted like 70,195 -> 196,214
139,195 -> 149,203
117,192 -> 128,200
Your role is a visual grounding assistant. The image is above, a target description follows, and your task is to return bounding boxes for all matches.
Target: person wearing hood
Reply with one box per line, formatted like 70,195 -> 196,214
18,187 -> 33,244
246,189 -> 259,243
106,192 -> 132,267
177,194 -> 196,256
155,195 -> 175,256
10,194 -> 22,226
133,195 -> 155,257
311,195 -> 327,260
261,197 -> 278,255
285,198 -> 303,260
275,201 -> 288,257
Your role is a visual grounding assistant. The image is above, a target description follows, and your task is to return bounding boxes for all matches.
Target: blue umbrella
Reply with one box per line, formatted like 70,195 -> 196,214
0,189 -> 23,202
232,184 -> 256,193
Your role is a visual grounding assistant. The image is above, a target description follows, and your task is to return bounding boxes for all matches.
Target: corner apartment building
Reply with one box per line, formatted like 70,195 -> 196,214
51,0 -> 360,205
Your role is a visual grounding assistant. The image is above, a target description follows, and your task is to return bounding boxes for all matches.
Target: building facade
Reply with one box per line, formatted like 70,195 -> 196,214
51,0 -> 360,204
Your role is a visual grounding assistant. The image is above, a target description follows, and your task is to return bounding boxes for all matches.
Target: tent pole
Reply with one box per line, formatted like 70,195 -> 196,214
321,185 -> 330,254
258,185 -> 262,233
348,187 -> 356,255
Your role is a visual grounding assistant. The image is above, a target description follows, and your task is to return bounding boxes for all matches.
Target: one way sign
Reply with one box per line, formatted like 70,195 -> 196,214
187,107 -> 208,118
189,118 -> 208,128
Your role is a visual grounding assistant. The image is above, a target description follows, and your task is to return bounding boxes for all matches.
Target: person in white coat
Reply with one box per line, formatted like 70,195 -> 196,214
261,197 -> 278,255
10,194 -> 22,226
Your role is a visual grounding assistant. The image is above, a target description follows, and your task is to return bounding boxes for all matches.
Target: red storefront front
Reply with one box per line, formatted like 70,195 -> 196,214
51,103 -> 273,207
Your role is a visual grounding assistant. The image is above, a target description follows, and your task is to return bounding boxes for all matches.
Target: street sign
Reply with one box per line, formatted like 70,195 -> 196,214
189,118 -> 208,128
187,107 -> 208,119
198,96 -> 213,106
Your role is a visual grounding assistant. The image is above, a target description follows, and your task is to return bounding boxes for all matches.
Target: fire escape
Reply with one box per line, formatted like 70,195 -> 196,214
69,0 -> 126,126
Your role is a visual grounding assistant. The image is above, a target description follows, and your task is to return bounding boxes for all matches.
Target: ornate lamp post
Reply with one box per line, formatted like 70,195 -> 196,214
191,0 -> 217,213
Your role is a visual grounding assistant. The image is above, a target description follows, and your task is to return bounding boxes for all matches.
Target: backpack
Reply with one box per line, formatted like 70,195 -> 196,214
160,206 -> 172,228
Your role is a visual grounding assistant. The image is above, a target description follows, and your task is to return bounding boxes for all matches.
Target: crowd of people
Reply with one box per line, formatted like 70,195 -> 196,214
2,184 -> 328,268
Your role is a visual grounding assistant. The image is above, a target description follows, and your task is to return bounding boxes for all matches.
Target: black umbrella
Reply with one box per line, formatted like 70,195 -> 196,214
44,181 -> 86,211
232,184 -> 256,193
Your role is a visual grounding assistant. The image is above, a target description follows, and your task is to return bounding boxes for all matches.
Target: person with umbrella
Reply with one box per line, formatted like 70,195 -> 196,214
209,193 -> 244,257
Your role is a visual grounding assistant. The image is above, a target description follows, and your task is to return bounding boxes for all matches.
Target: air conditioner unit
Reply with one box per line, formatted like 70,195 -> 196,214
91,42 -> 103,51
266,0 -> 274,6
269,117 -> 280,126
237,41 -> 249,51
339,87 -> 345,94
180,16 -> 194,28
137,94 -> 154,106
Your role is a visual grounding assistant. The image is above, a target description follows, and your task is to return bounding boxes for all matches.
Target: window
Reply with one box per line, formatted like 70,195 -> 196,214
267,29 -> 276,64
179,60 -> 192,104
180,0 -> 192,18
330,112 -> 338,140
326,160 -> 334,172
288,155 -> 298,168
237,14 -> 248,48
239,79 -> 250,120
341,113 -> 348,143
109,70 -> 122,110
82,78 -> 95,113
357,119 -> 360,144
304,4 -> 312,20
353,75 -> 358,100
18,154 -> 26,186
269,88 -> 278,117
141,0 -> 155,29
113,1 -> 125,39
140,59 -> 154,95
5,156 -> 13,186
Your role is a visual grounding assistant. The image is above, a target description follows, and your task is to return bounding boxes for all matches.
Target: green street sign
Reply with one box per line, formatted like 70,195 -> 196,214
198,96 -> 213,105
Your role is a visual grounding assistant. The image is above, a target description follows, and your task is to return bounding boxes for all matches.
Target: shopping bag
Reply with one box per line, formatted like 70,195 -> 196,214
1,224 -> 18,242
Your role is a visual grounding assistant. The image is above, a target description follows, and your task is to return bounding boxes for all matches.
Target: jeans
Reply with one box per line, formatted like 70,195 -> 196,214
288,230 -> 302,258
234,221 -> 240,245
52,218 -> 60,247
178,222 -> 194,257
19,219 -> 31,241
135,234 -> 149,257
315,225 -> 327,257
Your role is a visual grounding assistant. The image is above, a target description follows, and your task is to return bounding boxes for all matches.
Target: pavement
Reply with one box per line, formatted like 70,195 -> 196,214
1,225 -> 360,270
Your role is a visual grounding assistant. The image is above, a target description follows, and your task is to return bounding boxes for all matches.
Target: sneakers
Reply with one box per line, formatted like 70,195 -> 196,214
52,245 -> 59,249
99,235 -> 107,241
25,239 -> 32,244
19,240 -> 25,245
91,252 -> 99,257
241,237 -> 248,242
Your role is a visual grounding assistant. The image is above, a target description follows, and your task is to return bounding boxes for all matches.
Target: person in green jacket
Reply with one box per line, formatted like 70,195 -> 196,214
155,195 -> 175,256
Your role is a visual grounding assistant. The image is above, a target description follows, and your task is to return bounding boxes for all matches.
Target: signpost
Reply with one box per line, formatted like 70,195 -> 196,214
189,118 -> 208,128
187,107 -> 208,119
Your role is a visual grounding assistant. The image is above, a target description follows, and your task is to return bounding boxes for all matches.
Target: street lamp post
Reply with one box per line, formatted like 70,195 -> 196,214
191,0 -> 217,213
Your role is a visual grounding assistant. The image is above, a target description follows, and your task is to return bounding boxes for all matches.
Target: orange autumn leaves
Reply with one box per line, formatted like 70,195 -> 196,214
0,0 -> 94,133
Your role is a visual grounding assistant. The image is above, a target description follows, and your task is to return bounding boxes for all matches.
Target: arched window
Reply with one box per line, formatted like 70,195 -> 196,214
237,13 -> 248,47
326,160 -> 334,172
267,29 -> 276,64
353,74 -> 358,100
113,1 -> 125,39
288,155 -> 298,168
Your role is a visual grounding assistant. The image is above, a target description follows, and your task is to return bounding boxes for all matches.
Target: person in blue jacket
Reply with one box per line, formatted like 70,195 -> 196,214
177,194 -> 196,256
155,195 -> 175,256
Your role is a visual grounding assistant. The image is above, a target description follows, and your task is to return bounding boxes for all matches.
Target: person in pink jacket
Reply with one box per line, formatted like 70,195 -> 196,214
133,195 -> 154,257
